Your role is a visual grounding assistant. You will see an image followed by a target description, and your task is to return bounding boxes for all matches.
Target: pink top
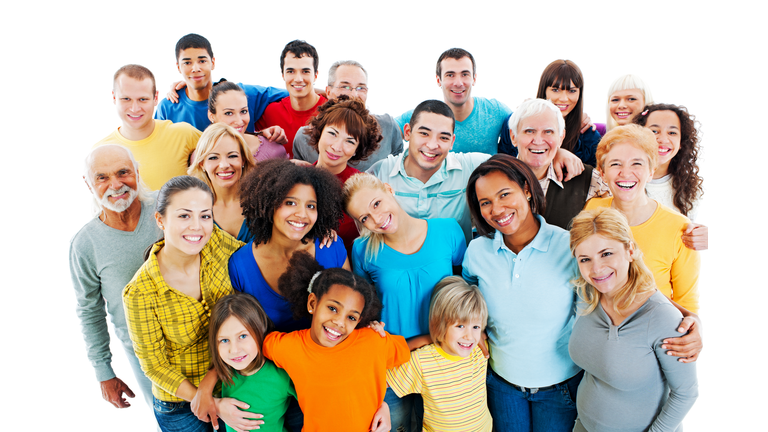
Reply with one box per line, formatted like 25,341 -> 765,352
249,134 -> 289,162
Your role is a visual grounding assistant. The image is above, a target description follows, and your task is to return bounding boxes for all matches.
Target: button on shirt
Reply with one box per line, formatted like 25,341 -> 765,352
367,150 -> 489,244
462,215 -> 580,387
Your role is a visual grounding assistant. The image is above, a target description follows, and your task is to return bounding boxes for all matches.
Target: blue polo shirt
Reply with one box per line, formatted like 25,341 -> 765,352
462,215 -> 580,387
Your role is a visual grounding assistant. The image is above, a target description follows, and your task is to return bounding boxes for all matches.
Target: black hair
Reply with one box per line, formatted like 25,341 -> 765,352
175,33 -> 213,60
536,59 -> 585,153
156,175 -> 213,217
278,251 -> 382,327
436,48 -> 476,77
410,99 -> 455,133
208,80 -> 244,114
280,40 -> 319,73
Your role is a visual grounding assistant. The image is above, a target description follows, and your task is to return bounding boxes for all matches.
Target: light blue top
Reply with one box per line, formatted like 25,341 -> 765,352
155,83 -> 288,133
367,150 -> 489,244
352,218 -> 467,339
462,215 -> 580,387
395,97 -> 511,154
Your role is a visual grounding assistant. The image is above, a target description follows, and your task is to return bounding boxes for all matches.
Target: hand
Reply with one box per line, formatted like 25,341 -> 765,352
215,398 -> 264,432
261,126 -> 287,145
370,401 -> 391,432
191,386 -> 218,428
682,223 -> 708,251
580,112 -> 596,134
662,315 -> 703,363
552,148 -> 584,182
368,321 -> 387,337
289,159 -> 313,167
318,230 -> 338,249
166,81 -> 186,103
100,377 -> 135,408
479,331 -> 490,359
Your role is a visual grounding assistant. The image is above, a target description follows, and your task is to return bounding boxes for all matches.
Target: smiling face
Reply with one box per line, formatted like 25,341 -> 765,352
113,75 -> 158,132
441,320 -> 483,358
316,124 -> 359,174
156,188 -> 214,256
308,284 -> 365,348
282,54 -> 317,99
437,57 -> 476,108
403,112 -> 455,180
216,316 -> 259,372
644,110 -> 681,173
601,142 -> 654,205
609,89 -> 645,125
575,234 -> 633,299
511,110 -> 563,179
209,90 -> 250,135
88,147 -> 139,213
177,47 -> 215,92
272,183 -> 318,242
327,65 -> 368,105
202,135 -> 244,190
545,80 -> 580,118
475,171 -> 536,240
346,185 -> 399,234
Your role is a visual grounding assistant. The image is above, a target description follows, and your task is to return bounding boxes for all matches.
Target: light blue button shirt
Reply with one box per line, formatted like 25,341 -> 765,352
462,215 -> 581,387
367,150 -> 489,244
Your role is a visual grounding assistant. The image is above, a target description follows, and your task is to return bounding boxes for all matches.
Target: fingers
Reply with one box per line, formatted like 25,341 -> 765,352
479,339 -> 490,359
553,163 -> 564,182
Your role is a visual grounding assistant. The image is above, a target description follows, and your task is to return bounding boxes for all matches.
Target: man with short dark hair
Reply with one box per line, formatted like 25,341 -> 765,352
292,60 -> 403,171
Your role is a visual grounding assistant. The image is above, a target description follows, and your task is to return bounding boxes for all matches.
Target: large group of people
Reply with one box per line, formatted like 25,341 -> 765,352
70,33 -> 707,432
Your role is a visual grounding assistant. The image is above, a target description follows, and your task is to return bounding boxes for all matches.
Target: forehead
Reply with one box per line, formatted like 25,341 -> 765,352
90,147 -> 134,174
611,88 -> 643,99
413,112 -> 453,134
215,90 -> 248,107
475,170 -> 522,196
647,110 -> 680,127
576,233 -> 624,254
210,135 -> 241,153
218,315 -> 248,335
334,65 -> 367,84
440,57 -> 473,77
114,75 -> 154,96
283,54 -> 315,71
167,188 -> 213,208
607,141 -> 651,160
285,183 -> 317,200
324,284 -> 365,310
178,47 -> 211,61
519,110 -> 559,130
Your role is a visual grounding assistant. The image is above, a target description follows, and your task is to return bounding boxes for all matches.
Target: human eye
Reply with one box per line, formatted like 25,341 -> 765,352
360,215 -> 368,223
569,88 -> 578,94
348,315 -> 358,322
240,109 -> 249,115
328,130 -> 337,137
629,97 -> 637,101
650,128 -> 659,134
479,200 -> 489,207
601,251 -> 613,257
550,87 -> 559,93
668,130 -> 678,136
307,203 -> 316,210
207,155 -> 218,161
500,192 -> 509,198
202,214 -> 212,219
239,334 -> 248,340
579,257 -> 590,263
610,97 -> 619,103
373,200 -> 381,209
355,86 -> 368,92
329,306 -> 337,313
178,213 -> 189,219
223,111 -> 233,116
472,325 -> 481,330
456,324 -> 465,329
219,338 -> 229,344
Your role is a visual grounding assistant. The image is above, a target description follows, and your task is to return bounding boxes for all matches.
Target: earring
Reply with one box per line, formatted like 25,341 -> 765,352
527,196 -> 531,201
309,309 -> 313,313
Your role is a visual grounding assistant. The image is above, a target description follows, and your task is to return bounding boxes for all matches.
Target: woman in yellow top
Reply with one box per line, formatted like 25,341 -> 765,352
584,125 -> 700,313
123,175 -> 244,432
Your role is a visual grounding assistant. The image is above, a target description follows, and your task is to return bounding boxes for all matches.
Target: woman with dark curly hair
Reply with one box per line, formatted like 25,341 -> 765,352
633,103 -> 704,221
304,94 -> 383,252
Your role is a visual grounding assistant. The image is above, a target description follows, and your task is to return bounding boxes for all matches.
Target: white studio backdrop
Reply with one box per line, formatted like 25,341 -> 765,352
1,0 -> 764,430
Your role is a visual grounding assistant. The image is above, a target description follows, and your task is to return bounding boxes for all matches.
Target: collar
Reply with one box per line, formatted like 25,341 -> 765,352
545,164 -> 564,189
492,214 -> 553,255
145,226 -> 221,295
434,344 -> 467,362
392,149 -> 463,184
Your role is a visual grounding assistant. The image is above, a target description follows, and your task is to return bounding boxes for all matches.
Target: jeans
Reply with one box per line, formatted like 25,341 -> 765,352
153,397 -> 213,432
384,387 -> 423,432
487,368 -> 583,432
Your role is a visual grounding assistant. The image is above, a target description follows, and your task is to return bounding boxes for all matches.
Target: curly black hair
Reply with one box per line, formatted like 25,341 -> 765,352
633,103 -> 703,217
278,251 -> 382,327
305,95 -> 382,163
239,158 -> 344,246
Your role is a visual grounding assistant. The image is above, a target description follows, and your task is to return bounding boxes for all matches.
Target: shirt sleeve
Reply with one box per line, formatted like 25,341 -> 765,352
69,239 -> 115,382
262,332 -> 288,369
670,229 -> 701,313
385,345 -> 422,398
461,245 -> 480,286
449,220 -> 468,266
394,110 -> 413,133
351,240 -> 374,284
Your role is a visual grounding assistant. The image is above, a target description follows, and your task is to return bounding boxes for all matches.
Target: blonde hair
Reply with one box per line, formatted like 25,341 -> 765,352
606,74 -> 654,131
595,124 -> 658,174
429,276 -> 488,346
342,172 -> 389,261
569,208 -> 656,315
188,123 -> 256,202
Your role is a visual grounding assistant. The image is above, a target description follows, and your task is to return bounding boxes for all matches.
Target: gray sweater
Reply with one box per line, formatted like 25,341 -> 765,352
569,291 -> 698,432
69,198 -> 162,381
292,112 -> 403,172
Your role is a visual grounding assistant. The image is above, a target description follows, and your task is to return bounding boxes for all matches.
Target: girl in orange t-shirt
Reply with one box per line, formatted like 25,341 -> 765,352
262,251 -> 410,432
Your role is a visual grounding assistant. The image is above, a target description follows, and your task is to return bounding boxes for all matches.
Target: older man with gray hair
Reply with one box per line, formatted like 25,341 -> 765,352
69,144 -> 161,420
292,60 -> 403,171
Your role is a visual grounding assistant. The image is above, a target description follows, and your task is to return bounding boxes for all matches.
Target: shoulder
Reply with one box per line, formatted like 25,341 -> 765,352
642,292 -> 685,338
367,154 -> 399,177
584,196 -> 612,210
476,97 -> 511,113
316,236 -> 347,265
123,252 -> 160,299
69,217 -> 102,251
159,119 -> 201,136
430,218 -> 463,236
653,202 -> 692,228
209,226 -> 245,256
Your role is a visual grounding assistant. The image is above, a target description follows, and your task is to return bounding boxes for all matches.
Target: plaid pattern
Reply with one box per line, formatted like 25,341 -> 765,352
123,227 -> 243,401
539,164 -> 610,201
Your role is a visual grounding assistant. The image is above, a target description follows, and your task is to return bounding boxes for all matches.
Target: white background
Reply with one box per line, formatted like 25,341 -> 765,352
2,0 -> 763,430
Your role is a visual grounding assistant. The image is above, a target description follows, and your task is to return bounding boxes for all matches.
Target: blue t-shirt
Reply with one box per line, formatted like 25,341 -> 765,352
214,219 -> 252,243
155,83 -> 288,133
228,237 -> 347,332
351,218 -> 467,339
395,97 -> 511,155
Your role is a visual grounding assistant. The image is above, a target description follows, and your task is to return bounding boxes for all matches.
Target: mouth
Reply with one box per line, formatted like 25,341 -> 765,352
494,212 -> 515,227
420,149 -> 440,162
528,148 -> 547,155
126,113 -> 143,120
287,220 -> 308,230
324,150 -> 341,161
450,89 -> 465,95
591,272 -> 614,284
233,125 -> 245,133
658,146 -> 672,156
216,171 -> 235,180
229,354 -> 248,363
555,104 -> 569,111
615,181 -> 637,190
456,341 -> 475,352
183,235 -> 203,243
615,111 -> 631,120
291,83 -> 307,91
379,214 -> 392,230
107,191 -> 129,201
323,325 -> 343,342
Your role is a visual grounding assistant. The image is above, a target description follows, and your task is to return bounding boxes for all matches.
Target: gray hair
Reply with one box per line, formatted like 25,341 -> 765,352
327,60 -> 368,87
84,144 -> 153,215
508,98 -> 566,138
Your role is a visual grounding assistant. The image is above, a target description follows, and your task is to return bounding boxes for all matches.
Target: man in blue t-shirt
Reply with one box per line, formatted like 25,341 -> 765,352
395,48 -> 511,155
155,33 -> 288,134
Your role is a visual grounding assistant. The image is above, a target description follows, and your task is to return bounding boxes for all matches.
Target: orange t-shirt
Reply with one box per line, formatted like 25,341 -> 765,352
263,328 -> 409,431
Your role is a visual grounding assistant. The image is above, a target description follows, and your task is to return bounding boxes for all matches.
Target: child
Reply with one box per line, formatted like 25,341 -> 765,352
209,293 -> 297,432
386,276 -> 493,432
263,251 -> 410,432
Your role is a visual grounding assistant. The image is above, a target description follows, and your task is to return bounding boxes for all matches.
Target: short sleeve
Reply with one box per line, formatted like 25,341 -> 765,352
386,333 -> 411,369
262,332 -> 288,369
394,110 -> 413,133
386,345 -> 422,398
350,239 -> 373,284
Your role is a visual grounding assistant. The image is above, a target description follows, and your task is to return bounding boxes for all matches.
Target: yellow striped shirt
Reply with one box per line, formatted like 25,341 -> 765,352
123,226 -> 243,401
387,344 -> 492,431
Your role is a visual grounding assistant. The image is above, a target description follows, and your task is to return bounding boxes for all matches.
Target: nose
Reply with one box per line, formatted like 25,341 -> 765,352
617,98 -> 627,109
131,100 -> 140,112
190,215 -> 202,230
109,176 -> 123,191
490,200 -> 504,216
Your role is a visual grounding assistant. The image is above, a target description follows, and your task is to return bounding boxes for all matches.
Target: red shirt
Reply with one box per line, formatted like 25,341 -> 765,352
314,163 -> 361,255
256,95 -> 328,157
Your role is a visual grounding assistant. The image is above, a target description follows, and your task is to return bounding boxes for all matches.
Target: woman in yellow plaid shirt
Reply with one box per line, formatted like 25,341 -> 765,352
123,176 -> 245,432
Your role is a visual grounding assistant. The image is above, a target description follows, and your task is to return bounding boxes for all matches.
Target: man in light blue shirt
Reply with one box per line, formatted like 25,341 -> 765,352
395,48 -> 511,155
368,99 -> 489,243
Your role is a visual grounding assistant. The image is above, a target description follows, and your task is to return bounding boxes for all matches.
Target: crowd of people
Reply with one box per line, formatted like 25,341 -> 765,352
70,33 -> 707,432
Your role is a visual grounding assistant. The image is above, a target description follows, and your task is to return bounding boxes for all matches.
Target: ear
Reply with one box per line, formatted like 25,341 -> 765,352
403,123 -> 412,142
627,244 -> 636,262
383,183 -> 394,195
154,211 -> 165,231
471,72 -> 477,86
313,69 -> 318,82
208,111 -> 215,123
509,129 -> 518,148
307,293 -> 317,314
436,74 -> 442,87
153,91 -> 159,106
112,90 -> 117,105
176,62 -> 181,74
210,57 -> 216,70
326,85 -> 333,96
83,176 -> 93,194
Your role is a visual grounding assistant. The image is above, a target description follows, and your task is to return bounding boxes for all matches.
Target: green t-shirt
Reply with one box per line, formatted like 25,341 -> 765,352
222,360 -> 297,432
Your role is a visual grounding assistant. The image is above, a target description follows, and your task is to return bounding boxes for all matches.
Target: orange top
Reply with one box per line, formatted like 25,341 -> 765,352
263,328 -> 409,431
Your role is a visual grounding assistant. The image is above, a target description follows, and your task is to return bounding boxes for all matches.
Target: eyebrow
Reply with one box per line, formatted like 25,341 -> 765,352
444,69 -> 472,75
285,195 -> 317,204
181,55 -> 210,61
650,123 -> 679,129
329,299 -> 361,315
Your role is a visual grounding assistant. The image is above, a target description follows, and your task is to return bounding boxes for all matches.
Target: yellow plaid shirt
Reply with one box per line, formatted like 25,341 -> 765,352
123,226 -> 243,402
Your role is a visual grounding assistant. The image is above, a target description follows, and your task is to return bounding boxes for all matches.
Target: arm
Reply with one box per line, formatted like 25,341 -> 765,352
370,401 -> 391,432
662,299 -> 703,363
682,223 -> 708,251
407,335 -> 432,351
260,126 -> 287,145
552,148 -> 584,182
166,81 -> 186,103
580,111 -> 596,134
670,227 -> 701,314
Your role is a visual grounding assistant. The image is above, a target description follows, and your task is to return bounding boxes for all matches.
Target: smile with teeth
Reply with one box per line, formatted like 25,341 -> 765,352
216,171 -> 235,179
616,112 -> 631,118
421,150 -> 438,159
183,235 -> 203,242
379,214 -> 392,230
495,212 -> 514,226
616,181 -> 637,190
658,147 -> 672,155
555,104 -> 569,111
591,272 -> 613,283
457,341 -> 474,350
529,148 -> 547,154
324,326 -> 342,340
230,354 -> 247,363
287,220 -> 308,229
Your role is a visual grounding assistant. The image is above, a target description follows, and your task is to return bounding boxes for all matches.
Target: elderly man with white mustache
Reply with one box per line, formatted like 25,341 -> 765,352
69,145 -> 162,424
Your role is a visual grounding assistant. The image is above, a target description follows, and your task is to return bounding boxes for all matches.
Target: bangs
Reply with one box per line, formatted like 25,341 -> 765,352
324,108 -> 366,145
547,62 -> 583,90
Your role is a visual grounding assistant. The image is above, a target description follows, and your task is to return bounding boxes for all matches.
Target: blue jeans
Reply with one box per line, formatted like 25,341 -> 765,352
487,369 -> 583,432
384,387 -> 423,432
153,397 -> 212,432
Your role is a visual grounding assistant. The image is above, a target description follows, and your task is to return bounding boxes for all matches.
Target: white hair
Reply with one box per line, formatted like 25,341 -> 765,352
84,144 -> 153,215
508,98 -> 566,137
605,74 -> 654,131
327,60 -> 368,87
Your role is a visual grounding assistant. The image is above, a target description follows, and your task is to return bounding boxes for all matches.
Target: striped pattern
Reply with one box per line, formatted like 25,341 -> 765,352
387,344 -> 492,431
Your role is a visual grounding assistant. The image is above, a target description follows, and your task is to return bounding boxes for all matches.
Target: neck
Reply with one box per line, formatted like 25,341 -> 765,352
264,231 -> 307,259
653,163 -> 670,179
533,164 -> 549,181
385,208 -> 422,244
291,92 -> 319,112
503,214 -> 541,254
403,154 -> 439,184
157,240 -> 201,271
450,97 -> 474,122
119,119 -> 155,141
316,159 -> 346,176
100,199 -> 143,231
611,194 -> 657,226
214,183 -> 239,203
186,83 -> 212,102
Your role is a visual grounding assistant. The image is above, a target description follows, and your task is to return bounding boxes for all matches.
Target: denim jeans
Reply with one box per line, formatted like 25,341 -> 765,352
384,387 -> 423,432
153,397 -> 213,432
486,369 -> 583,432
